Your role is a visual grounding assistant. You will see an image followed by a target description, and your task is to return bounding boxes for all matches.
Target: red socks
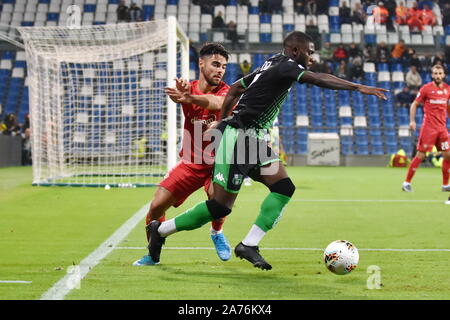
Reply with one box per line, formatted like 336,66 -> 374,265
405,156 -> 422,183
211,217 -> 226,232
442,159 -> 450,185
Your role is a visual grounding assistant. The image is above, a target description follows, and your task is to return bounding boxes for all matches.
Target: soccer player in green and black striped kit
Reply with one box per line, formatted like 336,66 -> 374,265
146,31 -> 388,270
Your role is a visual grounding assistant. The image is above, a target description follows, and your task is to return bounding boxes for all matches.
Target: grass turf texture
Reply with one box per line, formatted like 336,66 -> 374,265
1,165 -> 450,300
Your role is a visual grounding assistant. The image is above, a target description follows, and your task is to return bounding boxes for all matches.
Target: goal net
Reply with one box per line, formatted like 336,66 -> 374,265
18,17 -> 189,187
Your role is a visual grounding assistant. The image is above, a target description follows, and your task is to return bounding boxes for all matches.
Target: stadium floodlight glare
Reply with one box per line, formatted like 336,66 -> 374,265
17,17 -> 189,187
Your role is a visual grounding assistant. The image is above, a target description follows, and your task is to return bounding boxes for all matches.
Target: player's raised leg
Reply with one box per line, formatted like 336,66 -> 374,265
235,161 -> 295,270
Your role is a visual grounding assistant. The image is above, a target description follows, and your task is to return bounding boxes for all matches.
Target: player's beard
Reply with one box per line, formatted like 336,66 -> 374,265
202,70 -> 221,87
433,77 -> 443,86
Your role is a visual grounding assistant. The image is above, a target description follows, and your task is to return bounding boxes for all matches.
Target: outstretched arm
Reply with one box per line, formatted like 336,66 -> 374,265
165,78 -> 225,110
300,71 -> 388,100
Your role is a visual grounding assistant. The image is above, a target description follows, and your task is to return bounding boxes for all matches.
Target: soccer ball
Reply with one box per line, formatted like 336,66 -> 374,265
323,240 -> 359,275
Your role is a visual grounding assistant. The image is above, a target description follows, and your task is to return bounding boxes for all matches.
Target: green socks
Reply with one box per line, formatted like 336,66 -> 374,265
255,192 -> 291,232
174,201 -> 213,231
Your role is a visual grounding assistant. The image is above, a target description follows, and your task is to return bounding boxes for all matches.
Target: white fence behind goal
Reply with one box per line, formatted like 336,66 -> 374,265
18,17 -> 189,187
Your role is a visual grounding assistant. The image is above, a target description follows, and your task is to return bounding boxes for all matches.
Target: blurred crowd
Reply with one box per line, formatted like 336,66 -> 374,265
0,113 -> 31,165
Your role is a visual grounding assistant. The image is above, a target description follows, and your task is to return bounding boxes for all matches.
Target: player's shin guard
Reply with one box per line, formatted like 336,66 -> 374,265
443,159 -> 450,185
406,156 -> 422,183
174,200 -> 231,231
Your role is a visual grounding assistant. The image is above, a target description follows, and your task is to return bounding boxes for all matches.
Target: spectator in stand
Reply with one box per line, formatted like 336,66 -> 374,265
294,0 -> 305,14
316,0 -> 328,14
391,39 -> 406,64
348,42 -> 363,65
320,41 -> 333,63
421,52 -> 433,71
421,5 -> 436,26
405,65 -> 423,89
432,52 -> 445,67
443,3 -> 450,26
199,0 -> 214,14
335,60 -> 349,80
363,43 -> 376,62
333,44 -> 348,63
238,0 -> 251,8
129,2 -> 143,22
238,59 -> 252,79
306,18 -> 321,49
395,86 -> 414,108
259,0 -> 270,14
373,1 -> 390,25
396,1 -> 409,25
21,121 -> 32,166
407,1 -> 423,31
405,48 -> 422,71
347,56 -> 364,81
226,21 -> 240,50
212,11 -> 226,30
445,46 -> 450,65
385,0 -> 397,18
305,0 -> 317,15
384,0 -> 397,31
117,0 -> 130,23
0,113 -> 20,136
376,41 -> 390,64
340,1 -> 352,24
352,2 -> 367,25
408,13 -> 424,31
268,0 -> 283,14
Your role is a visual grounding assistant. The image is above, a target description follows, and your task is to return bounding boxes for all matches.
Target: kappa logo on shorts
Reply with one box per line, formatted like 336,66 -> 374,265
232,174 -> 243,186
215,172 -> 225,182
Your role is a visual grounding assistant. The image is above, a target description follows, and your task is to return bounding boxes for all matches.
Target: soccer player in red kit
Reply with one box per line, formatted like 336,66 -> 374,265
402,64 -> 450,192
133,43 -> 231,266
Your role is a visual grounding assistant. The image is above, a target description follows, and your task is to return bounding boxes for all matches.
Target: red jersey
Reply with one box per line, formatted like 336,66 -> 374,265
415,82 -> 450,129
179,80 -> 229,165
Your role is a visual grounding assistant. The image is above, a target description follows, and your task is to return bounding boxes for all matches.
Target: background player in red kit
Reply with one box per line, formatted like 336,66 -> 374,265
133,43 -> 231,266
402,64 -> 450,192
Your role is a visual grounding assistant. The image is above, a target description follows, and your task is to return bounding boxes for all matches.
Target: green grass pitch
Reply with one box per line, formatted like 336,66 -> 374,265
1,165 -> 450,300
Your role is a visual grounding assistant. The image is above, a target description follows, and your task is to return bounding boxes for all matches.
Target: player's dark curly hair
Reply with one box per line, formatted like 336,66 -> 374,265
199,43 -> 229,61
283,31 -> 313,48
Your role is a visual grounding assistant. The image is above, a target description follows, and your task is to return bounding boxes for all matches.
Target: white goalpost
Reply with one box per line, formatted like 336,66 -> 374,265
17,17 -> 189,187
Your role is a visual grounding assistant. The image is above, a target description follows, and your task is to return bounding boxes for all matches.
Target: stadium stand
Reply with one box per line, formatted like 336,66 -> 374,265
1,0 -> 449,157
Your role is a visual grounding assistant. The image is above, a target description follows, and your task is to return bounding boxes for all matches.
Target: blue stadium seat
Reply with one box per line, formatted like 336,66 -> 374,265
249,6 -> 259,14
365,34 -> 376,44
47,13 -> 59,21
260,33 -> 272,43
341,136 -> 354,155
260,14 -> 271,23
377,63 -> 389,71
84,4 -> 96,12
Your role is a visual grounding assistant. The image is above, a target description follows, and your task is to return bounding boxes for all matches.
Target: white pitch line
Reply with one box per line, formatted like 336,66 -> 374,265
40,202 -> 150,300
0,280 -> 32,284
115,246 -> 450,252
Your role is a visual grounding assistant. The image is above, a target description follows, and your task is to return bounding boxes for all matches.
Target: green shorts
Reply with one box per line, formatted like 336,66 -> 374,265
212,122 -> 280,193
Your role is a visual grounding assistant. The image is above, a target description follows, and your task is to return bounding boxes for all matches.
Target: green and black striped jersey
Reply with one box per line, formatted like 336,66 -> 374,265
224,53 -> 305,130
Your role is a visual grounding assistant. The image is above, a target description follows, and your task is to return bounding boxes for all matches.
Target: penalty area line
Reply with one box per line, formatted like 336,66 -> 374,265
39,202 -> 150,300
115,246 -> 450,252
0,280 -> 32,284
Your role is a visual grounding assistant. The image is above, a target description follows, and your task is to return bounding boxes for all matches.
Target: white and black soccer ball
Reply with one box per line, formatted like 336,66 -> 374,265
323,240 -> 359,275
